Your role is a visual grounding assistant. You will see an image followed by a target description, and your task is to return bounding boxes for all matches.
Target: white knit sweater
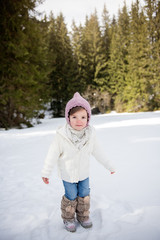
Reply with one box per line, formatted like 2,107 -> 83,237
41,124 -> 115,183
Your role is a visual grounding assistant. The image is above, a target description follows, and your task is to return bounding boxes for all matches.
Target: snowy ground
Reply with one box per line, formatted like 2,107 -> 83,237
0,111 -> 160,240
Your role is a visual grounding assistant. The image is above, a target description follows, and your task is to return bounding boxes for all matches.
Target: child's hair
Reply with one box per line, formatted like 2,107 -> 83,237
69,106 -> 89,121
69,106 -> 85,116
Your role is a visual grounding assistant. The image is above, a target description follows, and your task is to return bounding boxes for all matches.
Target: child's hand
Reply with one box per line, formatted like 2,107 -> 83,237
42,177 -> 49,184
111,172 -> 115,174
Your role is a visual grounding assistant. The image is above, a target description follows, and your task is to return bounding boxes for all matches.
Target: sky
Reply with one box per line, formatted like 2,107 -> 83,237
36,0 -> 145,28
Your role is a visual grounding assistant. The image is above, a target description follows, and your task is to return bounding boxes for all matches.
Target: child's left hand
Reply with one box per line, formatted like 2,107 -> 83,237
111,172 -> 115,174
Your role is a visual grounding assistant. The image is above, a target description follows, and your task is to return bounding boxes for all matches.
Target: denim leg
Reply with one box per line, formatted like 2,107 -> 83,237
62,180 -> 78,201
78,178 -> 90,198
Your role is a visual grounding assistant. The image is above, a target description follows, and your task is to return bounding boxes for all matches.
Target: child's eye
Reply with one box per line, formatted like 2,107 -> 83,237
82,116 -> 86,119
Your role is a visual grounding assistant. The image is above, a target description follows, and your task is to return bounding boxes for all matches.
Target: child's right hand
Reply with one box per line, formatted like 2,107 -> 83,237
42,177 -> 49,184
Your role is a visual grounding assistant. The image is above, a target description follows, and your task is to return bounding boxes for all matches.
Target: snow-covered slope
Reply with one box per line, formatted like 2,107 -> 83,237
0,111 -> 160,240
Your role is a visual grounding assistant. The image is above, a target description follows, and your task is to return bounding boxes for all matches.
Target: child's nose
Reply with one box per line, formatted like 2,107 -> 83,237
77,118 -> 82,123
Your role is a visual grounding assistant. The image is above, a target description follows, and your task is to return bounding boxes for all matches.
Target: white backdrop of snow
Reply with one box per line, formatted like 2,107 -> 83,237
0,111 -> 160,240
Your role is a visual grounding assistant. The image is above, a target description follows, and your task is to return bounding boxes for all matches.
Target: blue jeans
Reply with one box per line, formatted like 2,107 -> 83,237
62,178 -> 90,201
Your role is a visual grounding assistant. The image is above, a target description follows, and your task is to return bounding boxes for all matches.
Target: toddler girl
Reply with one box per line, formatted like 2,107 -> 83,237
41,92 -> 115,232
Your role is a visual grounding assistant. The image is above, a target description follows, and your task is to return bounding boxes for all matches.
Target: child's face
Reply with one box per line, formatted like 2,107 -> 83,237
69,108 -> 88,130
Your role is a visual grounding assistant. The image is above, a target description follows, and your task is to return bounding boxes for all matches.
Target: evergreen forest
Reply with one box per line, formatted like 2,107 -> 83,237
0,0 -> 160,129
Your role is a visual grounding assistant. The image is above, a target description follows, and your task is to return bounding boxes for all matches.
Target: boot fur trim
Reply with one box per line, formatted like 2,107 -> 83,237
61,195 -> 77,221
76,196 -> 90,222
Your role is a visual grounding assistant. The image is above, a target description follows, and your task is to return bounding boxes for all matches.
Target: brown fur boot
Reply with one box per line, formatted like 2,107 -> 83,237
76,195 -> 92,228
61,195 -> 77,232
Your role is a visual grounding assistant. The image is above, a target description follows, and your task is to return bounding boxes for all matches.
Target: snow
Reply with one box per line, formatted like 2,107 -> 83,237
0,111 -> 160,240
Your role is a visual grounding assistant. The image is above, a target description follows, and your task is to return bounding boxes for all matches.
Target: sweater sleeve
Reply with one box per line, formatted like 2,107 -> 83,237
41,134 -> 61,178
92,133 -> 116,173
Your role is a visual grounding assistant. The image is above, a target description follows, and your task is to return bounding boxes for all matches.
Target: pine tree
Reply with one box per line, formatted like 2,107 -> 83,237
81,11 -> 108,90
101,4 -> 111,61
71,21 -> 87,93
48,13 -> 76,117
0,0 -> 49,129
107,3 -> 130,111
144,0 -> 160,109
124,0 -> 153,112
74,11 -> 111,113
153,0 -> 160,108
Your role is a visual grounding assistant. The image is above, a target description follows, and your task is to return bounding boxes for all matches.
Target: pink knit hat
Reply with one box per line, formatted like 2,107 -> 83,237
65,92 -> 91,124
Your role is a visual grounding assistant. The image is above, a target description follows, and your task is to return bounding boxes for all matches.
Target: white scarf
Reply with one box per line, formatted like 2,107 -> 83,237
66,124 -> 90,150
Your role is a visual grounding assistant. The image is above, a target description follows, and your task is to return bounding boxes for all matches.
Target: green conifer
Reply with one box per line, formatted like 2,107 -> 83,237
0,0 -> 49,128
